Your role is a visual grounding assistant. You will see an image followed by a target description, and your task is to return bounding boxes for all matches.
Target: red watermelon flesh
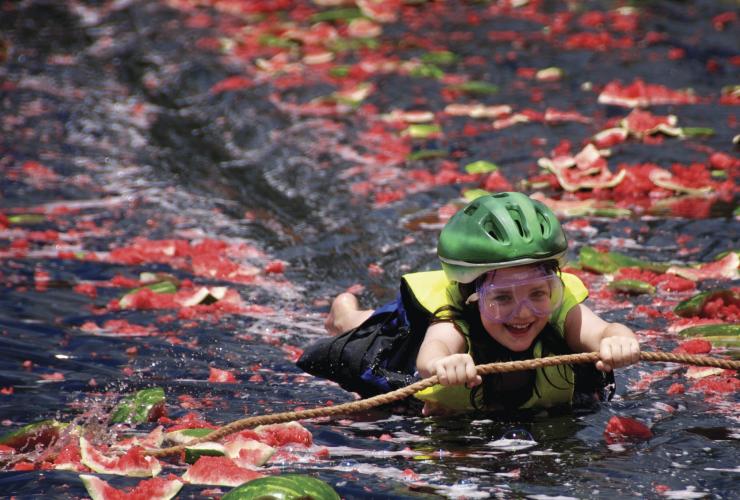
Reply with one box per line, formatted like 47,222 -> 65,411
255,422 -> 313,447
604,416 -> 653,444
79,437 -> 161,477
666,253 -> 739,282
182,455 -> 264,486
79,474 -> 183,500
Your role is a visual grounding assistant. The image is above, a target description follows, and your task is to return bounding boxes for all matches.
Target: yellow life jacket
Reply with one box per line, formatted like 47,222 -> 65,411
400,270 -> 589,411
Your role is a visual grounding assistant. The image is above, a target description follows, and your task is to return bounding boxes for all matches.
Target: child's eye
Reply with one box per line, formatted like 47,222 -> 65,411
530,290 -> 549,301
490,294 -> 512,304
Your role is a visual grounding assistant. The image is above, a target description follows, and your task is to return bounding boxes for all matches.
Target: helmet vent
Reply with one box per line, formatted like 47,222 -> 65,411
481,214 -> 506,243
463,203 -> 478,216
507,206 -> 530,239
536,210 -> 551,237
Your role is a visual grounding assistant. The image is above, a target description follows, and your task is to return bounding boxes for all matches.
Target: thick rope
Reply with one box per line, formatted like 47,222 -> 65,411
147,351 -> 738,457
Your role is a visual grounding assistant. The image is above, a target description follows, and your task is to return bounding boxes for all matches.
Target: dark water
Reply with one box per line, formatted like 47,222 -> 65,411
1,0 -> 738,498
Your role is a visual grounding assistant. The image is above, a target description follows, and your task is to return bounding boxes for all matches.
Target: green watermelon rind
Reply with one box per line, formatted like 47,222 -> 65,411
0,420 -> 68,452
184,442 -> 226,464
222,474 -> 341,500
110,387 -> 166,424
578,246 -> 669,275
678,323 -> 740,338
79,437 -> 162,477
165,427 -> 215,445
608,279 -> 656,295
79,474 -> 183,500
674,289 -> 738,318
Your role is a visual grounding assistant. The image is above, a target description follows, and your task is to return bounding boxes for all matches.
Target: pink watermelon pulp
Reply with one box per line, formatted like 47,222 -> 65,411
80,474 -> 183,500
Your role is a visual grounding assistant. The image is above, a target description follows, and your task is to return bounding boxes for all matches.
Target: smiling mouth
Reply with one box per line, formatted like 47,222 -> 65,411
504,322 -> 534,335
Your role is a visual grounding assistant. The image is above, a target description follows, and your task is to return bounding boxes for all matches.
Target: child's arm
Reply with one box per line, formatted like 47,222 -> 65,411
416,322 -> 482,387
564,303 -> 640,372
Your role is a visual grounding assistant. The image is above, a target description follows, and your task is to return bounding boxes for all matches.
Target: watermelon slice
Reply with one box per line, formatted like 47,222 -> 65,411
604,416 -> 653,444
184,442 -> 227,464
578,246 -> 668,274
112,426 -> 165,451
0,420 -> 68,453
444,103 -> 511,118
621,109 -> 681,138
254,422 -> 313,447
110,387 -> 166,425
648,168 -> 712,195
674,289 -> 739,317
666,252 -> 739,281
608,279 -> 656,295
223,435 -> 275,467
182,455 -> 264,486
222,474 -> 340,500
597,79 -> 698,107
80,474 -> 183,500
80,437 -> 162,477
165,427 -> 214,445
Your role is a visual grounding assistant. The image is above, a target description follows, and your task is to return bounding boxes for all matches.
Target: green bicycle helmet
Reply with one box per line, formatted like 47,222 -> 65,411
438,192 -> 568,283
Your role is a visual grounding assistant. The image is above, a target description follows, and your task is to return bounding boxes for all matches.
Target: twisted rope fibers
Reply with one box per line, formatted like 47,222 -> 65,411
147,351 -> 738,457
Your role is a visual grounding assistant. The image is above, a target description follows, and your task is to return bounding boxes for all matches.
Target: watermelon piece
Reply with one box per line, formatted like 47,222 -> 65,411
222,474 -> 340,500
165,427 -> 215,445
110,387 -> 166,425
79,474 -> 183,500
578,246 -> 668,274
678,323 -> 740,338
604,416 -> 653,444
112,426 -> 165,451
80,437 -> 162,477
184,442 -> 226,464
621,109 -> 681,138
592,127 -> 628,148
53,441 -> 85,472
0,420 -> 68,453
120,281 -> 177,308
597,78 -> 698,107
223,436 -> 275,467
444,103 -> 511,118
182,455 -> 264,486
254,422 -> 313,447
666,253 -> 739,282
608,279 -> 656,295
648,168 -> 712,195
674,289 -> 739,317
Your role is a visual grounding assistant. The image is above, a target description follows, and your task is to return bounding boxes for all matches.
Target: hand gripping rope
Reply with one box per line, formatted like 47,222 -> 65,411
147,351 -> 738,457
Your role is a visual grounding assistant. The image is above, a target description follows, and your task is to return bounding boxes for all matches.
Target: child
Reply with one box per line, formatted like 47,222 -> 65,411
298,192 -> 640,414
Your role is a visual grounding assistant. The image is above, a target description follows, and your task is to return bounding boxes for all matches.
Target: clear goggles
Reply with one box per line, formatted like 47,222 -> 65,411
470,267 -> 564,324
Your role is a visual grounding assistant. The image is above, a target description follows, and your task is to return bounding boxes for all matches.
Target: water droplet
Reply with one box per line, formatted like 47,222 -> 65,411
501,428 -> 533,441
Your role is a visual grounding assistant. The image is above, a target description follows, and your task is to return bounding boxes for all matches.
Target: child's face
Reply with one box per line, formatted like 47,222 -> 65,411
476,264 -> 562,352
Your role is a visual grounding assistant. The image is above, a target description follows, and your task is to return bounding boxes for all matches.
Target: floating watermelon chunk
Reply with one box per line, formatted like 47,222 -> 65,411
578,246 -> 668,274
621,109 -> 681,138
182,455 -> 264,486
604,416 -> 653,444
222,474 -> 340,500
165,427 -> 216,445
80,437 -> 162,477
0,420 -> 68,453
666,253 -> 739,282
254,422 -> 313,447
110,387 -> 166,425
674,289 -> 739,317
223,435 -> 275,467
597,78 -> 698,107
79,474 -> 183,500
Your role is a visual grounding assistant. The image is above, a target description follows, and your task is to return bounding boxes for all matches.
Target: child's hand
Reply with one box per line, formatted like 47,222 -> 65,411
428,353 -> 482,388
596,335 -> 640,372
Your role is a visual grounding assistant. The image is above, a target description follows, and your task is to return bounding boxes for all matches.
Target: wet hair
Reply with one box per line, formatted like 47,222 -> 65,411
430,260 -> 574,411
